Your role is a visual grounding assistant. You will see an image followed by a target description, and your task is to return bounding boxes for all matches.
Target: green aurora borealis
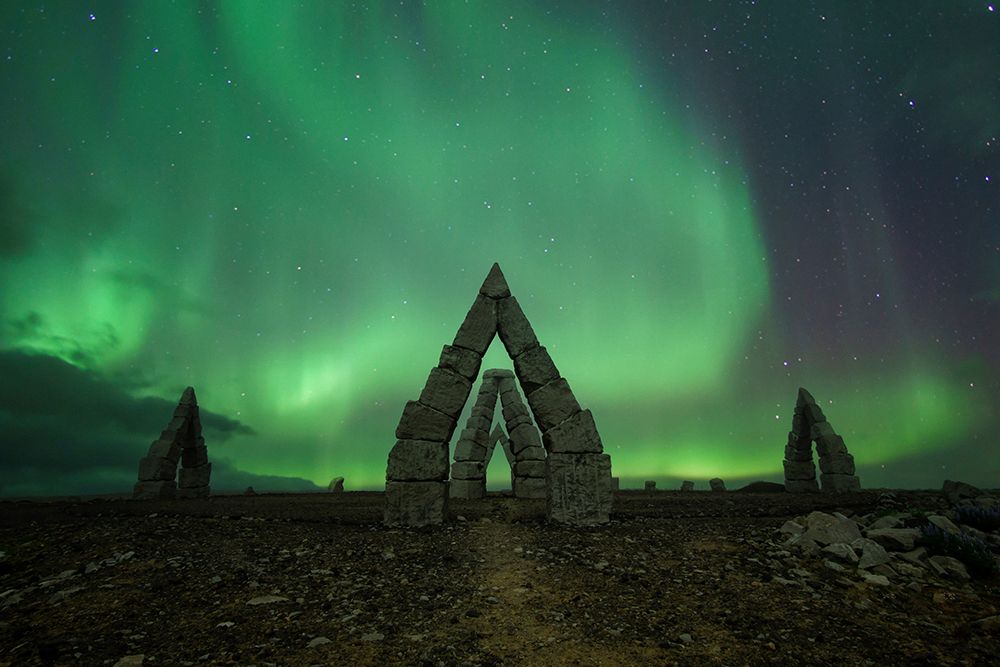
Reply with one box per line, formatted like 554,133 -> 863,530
1,2 -> 996,495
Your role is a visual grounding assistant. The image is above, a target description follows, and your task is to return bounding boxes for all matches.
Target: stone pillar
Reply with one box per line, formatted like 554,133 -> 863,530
680,480 -> 694,491
135,386 -> 211,500
783,388 -> 860,493
709,478 -> 726,492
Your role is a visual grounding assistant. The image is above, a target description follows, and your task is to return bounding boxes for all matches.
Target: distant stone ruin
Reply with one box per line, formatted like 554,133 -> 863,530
384,264 -> 612,526
328,477 -> 345,493
450,370 -> 546,500
680,480 -> 694,492
783,387 -> 860,493
710,477 -> 726,492
133,387 -> 211,500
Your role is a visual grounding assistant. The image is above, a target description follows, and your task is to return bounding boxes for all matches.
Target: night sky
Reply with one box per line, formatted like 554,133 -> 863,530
1,2 -> 997,497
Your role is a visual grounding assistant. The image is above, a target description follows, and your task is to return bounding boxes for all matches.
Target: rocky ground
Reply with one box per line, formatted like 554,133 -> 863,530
1,489 -> 999,666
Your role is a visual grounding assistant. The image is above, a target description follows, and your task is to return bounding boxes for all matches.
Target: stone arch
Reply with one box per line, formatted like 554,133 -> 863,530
384,264 -> 612,526
782,387 -> 860,493
133,387 -> 213,499
450,369 -> 547,500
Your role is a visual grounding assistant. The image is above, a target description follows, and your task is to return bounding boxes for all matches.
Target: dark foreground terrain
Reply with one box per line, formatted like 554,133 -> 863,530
1,489 -> 998,666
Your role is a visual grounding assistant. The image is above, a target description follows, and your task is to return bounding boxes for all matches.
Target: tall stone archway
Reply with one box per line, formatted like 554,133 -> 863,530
134,387 -> 212,499
384,264 -> 612,526
450,369 -> 547,500
782,387 -> 860,493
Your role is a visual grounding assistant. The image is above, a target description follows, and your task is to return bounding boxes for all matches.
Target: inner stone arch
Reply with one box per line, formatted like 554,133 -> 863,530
450,369 -> 547,500
782,387 -> 861,493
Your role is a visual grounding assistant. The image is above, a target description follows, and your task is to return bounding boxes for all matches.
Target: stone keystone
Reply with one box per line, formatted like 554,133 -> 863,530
479,262 -> 511,299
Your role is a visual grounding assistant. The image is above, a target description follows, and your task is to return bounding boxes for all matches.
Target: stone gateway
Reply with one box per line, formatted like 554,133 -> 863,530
782,387 -> 861,493
133,387 -> 212,500
384,264 -> 612,526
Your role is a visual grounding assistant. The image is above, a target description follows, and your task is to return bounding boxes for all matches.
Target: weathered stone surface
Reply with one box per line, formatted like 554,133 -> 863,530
814,435 -> 848,457
496,296 -> 539,358
821,543 -> 859,564
501,400 -> 528,421
395,400 -> 456,442
785,478 -> 820,493
784,443 -> 812,462
542,409 -> 603,454
176,486 -> 210,499
470,405 -> 495,422
133,480 -> 176,500
820,473 -> 860,493
927,514 -> 961,535
438,345 -> 483,382
680,480 -> 694,492
384,481 -> 448,526
465,412 -> 492,433
513,476 -> 546,499
645,481 -> 657,492
328,477 -> 345,493
507,423 -> 542,455
451,460 -> 486,480
474,388 -> 498,410
803,403 -> 827,424
452,295 -> 497,355
546,453 -> 612,525
453,439 -> 487,462
865,528 -> 921,551
516,445 -> 546,461
809,419 -> 836,440
504,413 -> 533,431
386,440 -> 450,481
418,367 -> 473,419
709,478 -> 726,492
138,456 -> 176,482
513,346 -> 560,395
483,368 -> 514,379
819,453 -> 855,475
479,263 -> 511,299
791,413 -> 810,438
526,378 -> 581,432
796,386 -> 817,408
513,460 -> 545,478
800,512 -> 861,546
928,555 -> 970,580
449,478 -> 485,500
783,459 -> 816,481
147,439 -> 181,464
941,479 -> 982,505
178,463 -> 211,488
851,538 -> 890,569
182,445 -> 209,469
497,376 -> 518,395
459,427 -> 489,448
179,386 -> 197,405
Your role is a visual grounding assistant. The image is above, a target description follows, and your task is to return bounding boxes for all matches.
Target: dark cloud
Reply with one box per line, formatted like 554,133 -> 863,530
0,311 -> 120,367
0,350 -> 263,496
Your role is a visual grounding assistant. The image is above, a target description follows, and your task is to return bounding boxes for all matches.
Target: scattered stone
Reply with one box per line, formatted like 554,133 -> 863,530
860,572 -> 890,587
941,479 -> 982,505
865,528 -> 921,552
821,543 -> 859,563
247,595 -> 288,605
926,514 -> 961,535
307,636 -> 332,648
801,512 -> 862,546
851,538 -> 890,569
113,656 -> 145,667
928,555 -> 970,581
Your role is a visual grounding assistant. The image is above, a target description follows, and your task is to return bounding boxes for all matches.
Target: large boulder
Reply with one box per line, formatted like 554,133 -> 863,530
801,512 -> 862,546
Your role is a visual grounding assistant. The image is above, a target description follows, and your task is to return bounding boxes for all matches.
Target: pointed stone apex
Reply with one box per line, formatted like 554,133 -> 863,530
180,386 -> 198,406
796,387 -> 816,407
479,263 -> 511,299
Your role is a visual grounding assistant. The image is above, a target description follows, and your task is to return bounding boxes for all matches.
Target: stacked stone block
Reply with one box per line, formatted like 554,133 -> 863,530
448,371 -> 499,500
494,370 -> 546,499
133,386 -> 211,500
783,387 -> 861,493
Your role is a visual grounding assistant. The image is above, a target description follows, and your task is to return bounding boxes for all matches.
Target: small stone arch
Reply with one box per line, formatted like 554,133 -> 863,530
782,387 -> 860,493
133,387 -> 212,499
449,369 -> 547,500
